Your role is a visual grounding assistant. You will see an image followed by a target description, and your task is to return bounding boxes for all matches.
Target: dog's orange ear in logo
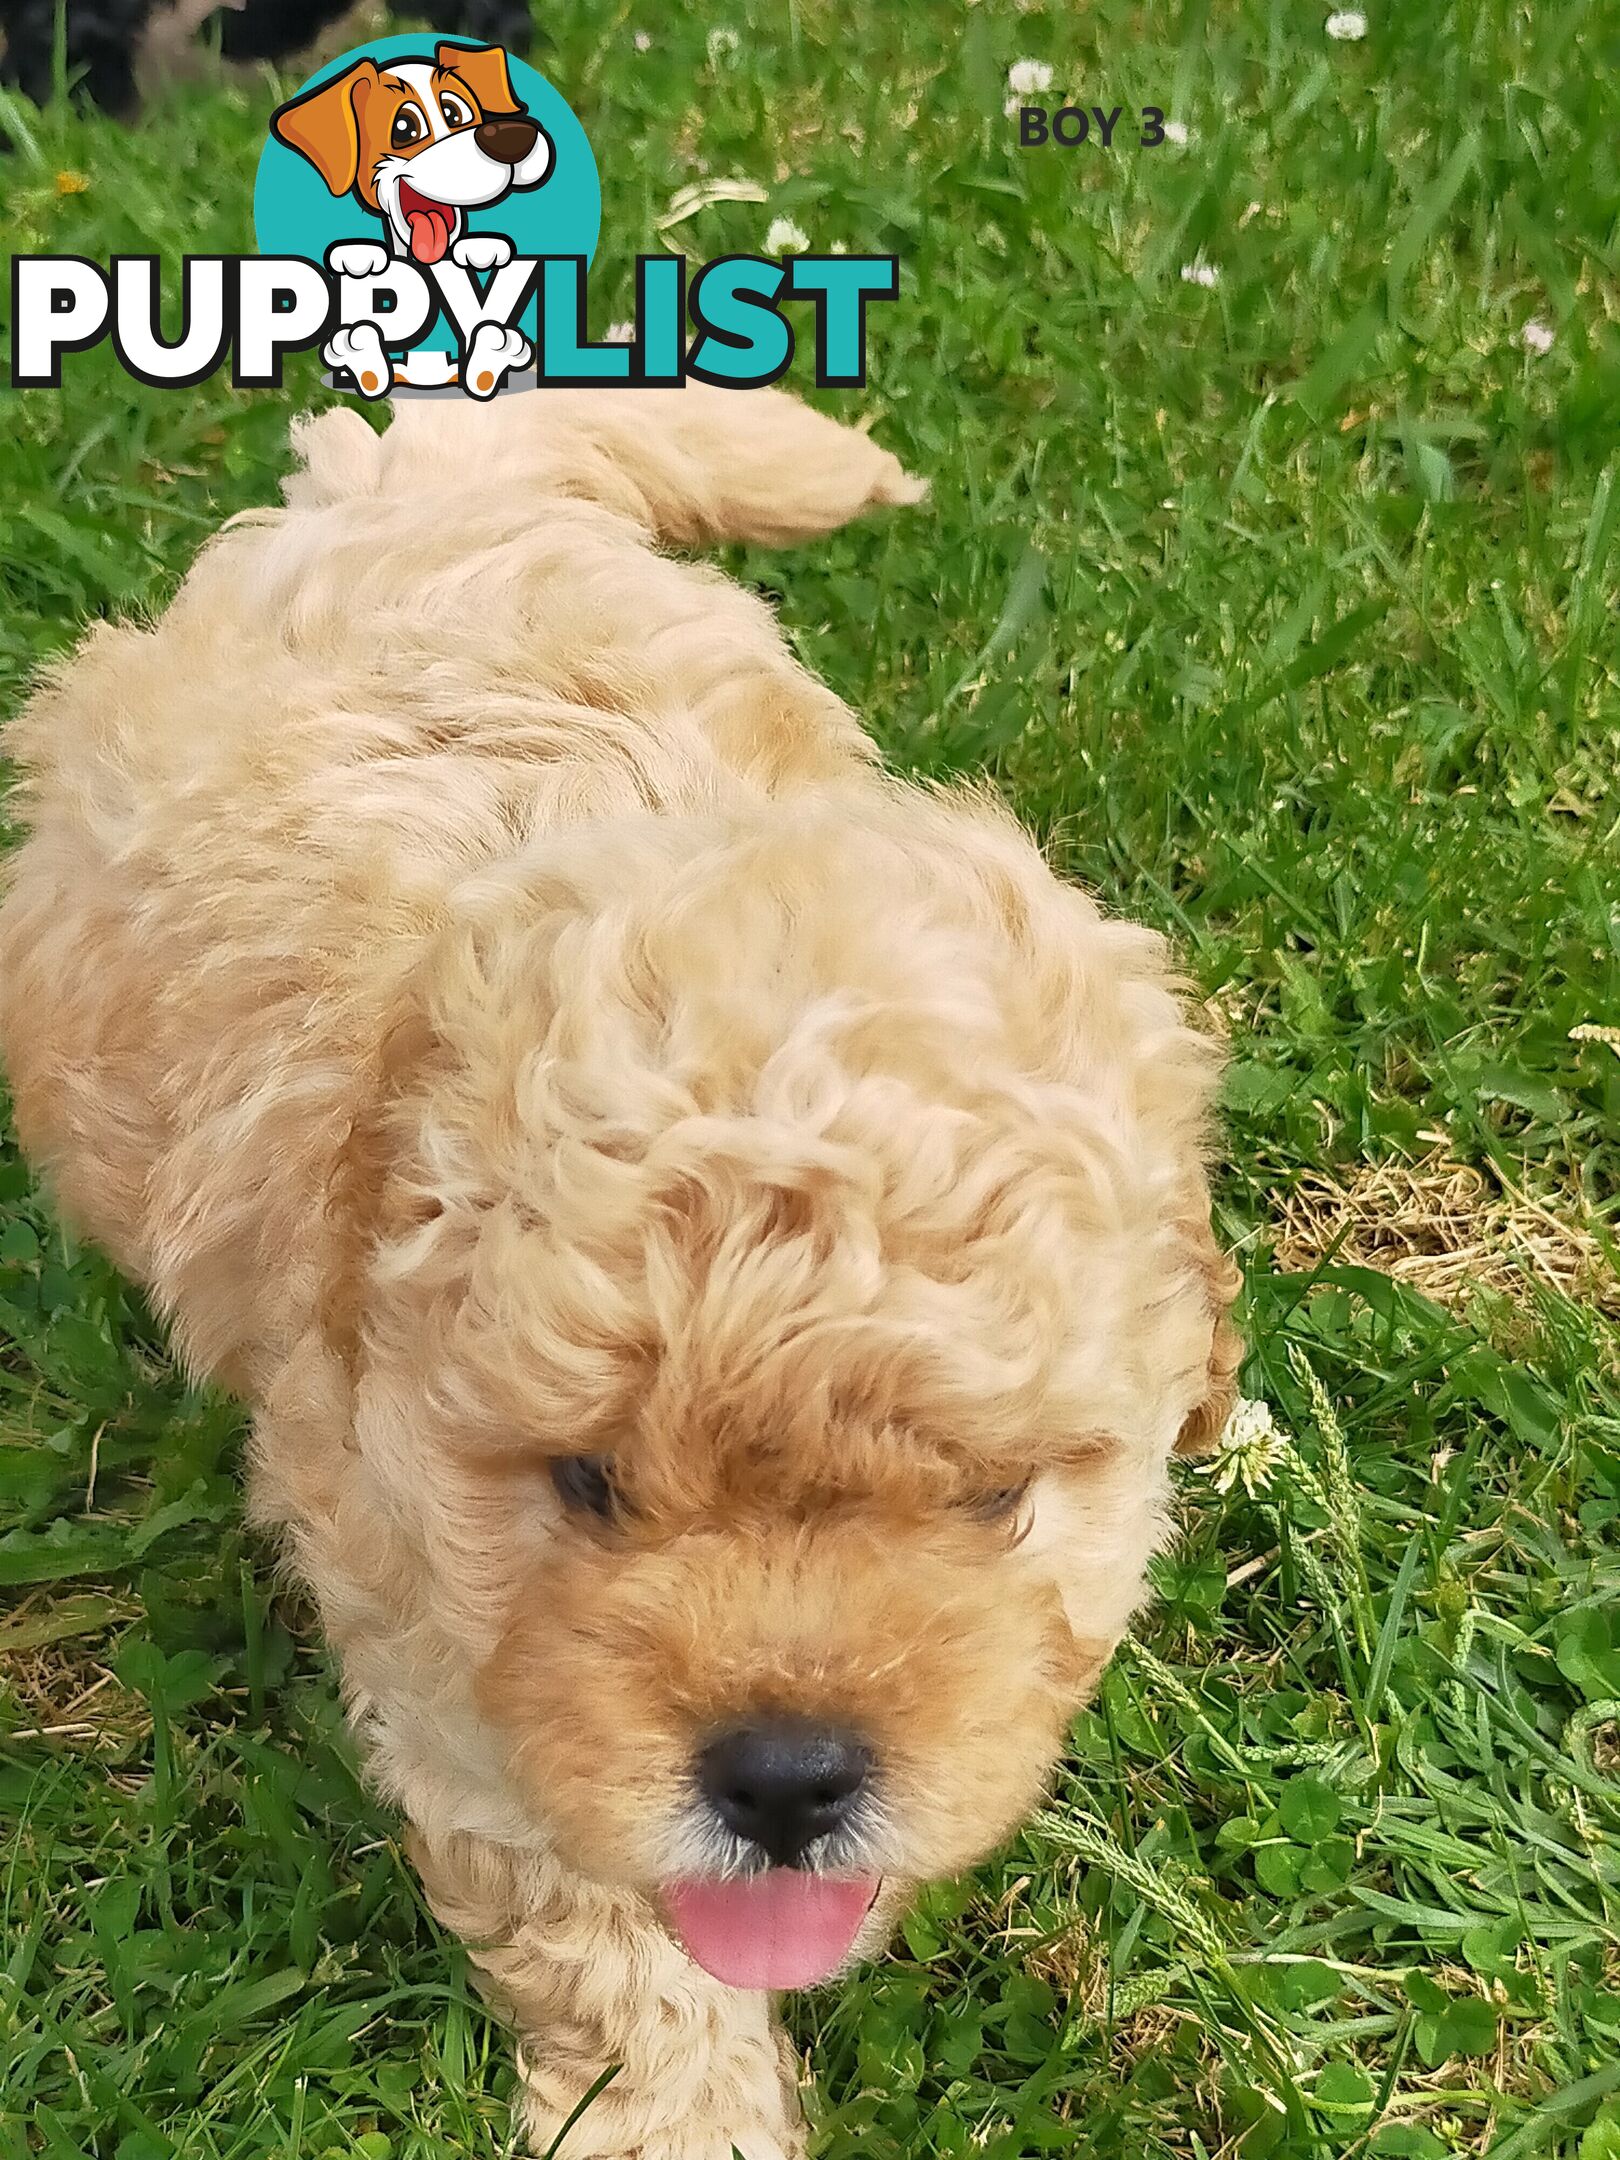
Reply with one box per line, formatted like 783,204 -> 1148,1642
271,60 -> 380,195
436,40 -> 521,116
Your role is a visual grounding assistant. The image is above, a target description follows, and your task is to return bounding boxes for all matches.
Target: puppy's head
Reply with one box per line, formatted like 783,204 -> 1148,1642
339,790 -> 1237,1988
270,43 -> 553,263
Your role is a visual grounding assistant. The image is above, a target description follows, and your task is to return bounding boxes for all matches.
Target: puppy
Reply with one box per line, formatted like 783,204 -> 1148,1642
271,38 -> 552,266
0,387 -> 1241,2159
0,0 -> 531,131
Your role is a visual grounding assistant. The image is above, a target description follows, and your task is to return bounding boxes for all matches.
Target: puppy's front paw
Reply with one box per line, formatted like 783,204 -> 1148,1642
518,2057 -> 805,2160
451,233 -> 515,271
325,240 -> 391,280
525,2127 -> 804,2160
463,321 -> 531,398
324,323 -> 392,398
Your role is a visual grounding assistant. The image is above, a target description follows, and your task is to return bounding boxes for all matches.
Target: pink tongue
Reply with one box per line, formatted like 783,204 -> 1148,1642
406,205 -> 453,264
663,1872 -> 879,1990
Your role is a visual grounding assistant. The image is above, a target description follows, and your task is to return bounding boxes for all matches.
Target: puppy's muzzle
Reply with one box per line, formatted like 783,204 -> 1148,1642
700,1718 -> 871,1869
475,113 -> 541,163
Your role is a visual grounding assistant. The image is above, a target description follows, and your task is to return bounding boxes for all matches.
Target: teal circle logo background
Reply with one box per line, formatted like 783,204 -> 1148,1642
252,34 -> 599,357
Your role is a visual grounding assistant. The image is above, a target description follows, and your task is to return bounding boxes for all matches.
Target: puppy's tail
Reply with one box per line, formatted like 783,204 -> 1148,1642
553,383 -> 931,548
289,385 -> 927,551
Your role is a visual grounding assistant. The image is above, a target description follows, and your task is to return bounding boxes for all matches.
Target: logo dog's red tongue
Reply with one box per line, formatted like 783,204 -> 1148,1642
401,190 -> 454,265
664,1873 -> 878,1990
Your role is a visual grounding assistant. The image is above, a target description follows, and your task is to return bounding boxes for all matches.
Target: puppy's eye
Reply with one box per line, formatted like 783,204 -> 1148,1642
549,1454 -> 620,1521
965,1481 -> 1031,1523
391,104 -> 427,147
439,92 -> 473,128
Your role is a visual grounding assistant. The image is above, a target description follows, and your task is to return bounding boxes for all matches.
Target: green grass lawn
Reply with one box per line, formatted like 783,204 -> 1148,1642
3,1 -> 1620,2154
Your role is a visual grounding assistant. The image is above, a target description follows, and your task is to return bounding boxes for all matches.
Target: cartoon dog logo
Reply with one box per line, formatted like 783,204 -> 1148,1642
270,41 -> 553,395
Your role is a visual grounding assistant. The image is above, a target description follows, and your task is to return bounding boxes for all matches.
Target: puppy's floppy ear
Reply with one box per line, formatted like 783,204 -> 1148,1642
1173,1210 -> 1244,1459
271,59 -> 379,196
436,39 -> 521,114
323,997 -> 441,1381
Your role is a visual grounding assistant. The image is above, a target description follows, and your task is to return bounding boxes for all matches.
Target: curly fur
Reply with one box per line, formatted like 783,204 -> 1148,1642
0,385 -> 1239,2158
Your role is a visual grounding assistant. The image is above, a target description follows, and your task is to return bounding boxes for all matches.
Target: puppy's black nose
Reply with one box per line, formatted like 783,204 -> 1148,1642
700,1720 -> 870,1869
475,113 -> 540,162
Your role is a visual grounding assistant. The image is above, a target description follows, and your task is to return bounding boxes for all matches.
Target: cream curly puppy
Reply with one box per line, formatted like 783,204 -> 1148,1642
0,387 -> 1240,2159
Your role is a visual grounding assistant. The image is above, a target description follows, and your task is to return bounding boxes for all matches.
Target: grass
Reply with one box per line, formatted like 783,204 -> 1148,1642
2,0 -> 1619,2154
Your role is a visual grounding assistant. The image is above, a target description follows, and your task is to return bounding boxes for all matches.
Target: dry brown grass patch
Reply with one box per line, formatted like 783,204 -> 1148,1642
0,1590 -> 147,1754
1271,1145 -> 1619,1317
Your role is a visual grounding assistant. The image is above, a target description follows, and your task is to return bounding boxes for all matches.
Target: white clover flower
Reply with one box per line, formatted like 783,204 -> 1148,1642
830,240 -> 848,254
1519,317 -> 1555,356
1325,9 -> 1368,38
1007,59 -> 1054,96
765,215 -> 810,255
633,29 -> 651,51
1180,256 -> 1221,287
603,322 -> 635,344
706,24 -> 740,64
1203,1397 -> 1292,1498
1163,119 -> 1190,146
